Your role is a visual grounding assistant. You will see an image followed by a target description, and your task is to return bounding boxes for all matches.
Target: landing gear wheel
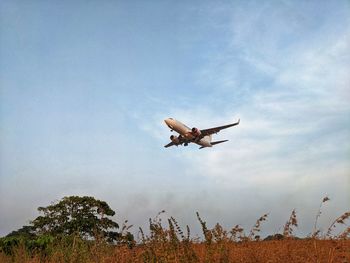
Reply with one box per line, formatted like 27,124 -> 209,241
184,143 -> 188,146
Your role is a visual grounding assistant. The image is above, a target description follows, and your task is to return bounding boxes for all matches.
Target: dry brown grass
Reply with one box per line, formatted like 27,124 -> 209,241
1,197 -> 349,263
0,239 -> 349,263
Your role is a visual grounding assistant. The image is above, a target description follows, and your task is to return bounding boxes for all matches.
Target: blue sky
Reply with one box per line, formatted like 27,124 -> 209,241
0,0 -> 349,237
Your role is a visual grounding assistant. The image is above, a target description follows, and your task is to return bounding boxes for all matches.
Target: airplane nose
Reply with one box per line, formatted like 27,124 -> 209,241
164,118 -> 173,124
164,118 -> 173,129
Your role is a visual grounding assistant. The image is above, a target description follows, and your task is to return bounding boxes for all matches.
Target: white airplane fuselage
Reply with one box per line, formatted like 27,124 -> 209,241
164,118 -> 212,147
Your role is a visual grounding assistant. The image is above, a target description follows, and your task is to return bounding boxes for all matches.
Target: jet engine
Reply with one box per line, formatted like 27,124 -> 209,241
191,127 -> 201,136
170,135 -> 180,144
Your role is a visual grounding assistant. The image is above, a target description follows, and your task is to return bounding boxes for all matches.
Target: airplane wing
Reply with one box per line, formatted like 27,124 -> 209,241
164,141 -> 176,148
200,119 -> 240,136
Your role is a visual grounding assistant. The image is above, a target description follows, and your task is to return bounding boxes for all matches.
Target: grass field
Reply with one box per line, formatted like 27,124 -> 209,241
1,198 -> 349,262
1,237 -> 349,262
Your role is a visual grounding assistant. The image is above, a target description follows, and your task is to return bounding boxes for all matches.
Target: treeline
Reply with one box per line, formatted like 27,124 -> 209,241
0,196 -> 349,262
0,196 -> 134,256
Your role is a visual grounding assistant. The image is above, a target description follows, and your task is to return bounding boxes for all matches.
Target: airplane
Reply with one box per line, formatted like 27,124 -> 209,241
164,118 -> 240,149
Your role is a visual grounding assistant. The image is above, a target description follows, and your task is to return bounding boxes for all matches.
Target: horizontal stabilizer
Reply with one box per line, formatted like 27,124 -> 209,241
199,140 -> 229,149
211,140 -> 228,145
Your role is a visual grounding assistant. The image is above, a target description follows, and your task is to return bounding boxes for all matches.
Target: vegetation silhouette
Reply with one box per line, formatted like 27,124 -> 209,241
31,196 -> 121,242
0,195 -> 349,262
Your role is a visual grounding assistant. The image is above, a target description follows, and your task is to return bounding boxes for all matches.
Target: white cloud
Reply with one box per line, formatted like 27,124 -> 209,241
138,2 -> 350,235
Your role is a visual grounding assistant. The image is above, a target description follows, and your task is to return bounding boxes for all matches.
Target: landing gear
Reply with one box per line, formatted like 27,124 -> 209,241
184,143 -> 188,146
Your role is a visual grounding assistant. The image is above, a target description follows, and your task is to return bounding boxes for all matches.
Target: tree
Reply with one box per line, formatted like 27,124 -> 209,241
6,225 -> 36,239
31,196 -> 121,242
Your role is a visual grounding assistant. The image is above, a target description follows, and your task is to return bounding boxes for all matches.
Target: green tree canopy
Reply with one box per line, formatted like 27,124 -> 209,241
6,225 -> 36,239
31,196 -> 120,242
